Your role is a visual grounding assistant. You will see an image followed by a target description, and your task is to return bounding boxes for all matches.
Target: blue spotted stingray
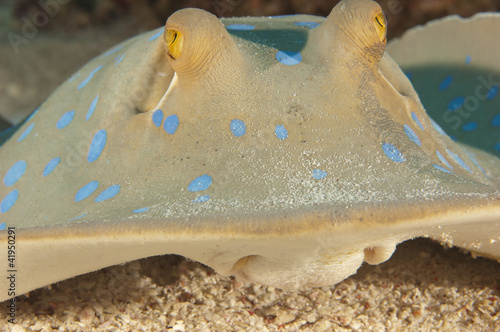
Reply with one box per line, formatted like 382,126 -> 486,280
1,0 -> 500,302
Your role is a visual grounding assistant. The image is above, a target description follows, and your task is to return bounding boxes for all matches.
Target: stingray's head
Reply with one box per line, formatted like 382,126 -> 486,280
144,0 -> 416,154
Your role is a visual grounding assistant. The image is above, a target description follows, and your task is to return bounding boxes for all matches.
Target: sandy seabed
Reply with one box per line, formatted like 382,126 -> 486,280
0,239 -> 499,331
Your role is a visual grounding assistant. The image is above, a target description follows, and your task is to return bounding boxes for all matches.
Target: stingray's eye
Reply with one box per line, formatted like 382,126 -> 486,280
374,11 -> 387,43
163,8 -> 244,78
165,28 -> 183,60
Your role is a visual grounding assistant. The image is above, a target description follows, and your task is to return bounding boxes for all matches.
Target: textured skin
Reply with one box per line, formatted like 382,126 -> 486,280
0,0 -> 499,302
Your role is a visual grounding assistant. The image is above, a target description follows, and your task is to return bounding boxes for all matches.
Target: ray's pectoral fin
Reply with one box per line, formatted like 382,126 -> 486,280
387,13 -> 500,158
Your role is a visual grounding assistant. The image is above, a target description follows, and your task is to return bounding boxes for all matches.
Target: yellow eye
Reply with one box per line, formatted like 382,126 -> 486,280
165,28 -> 183,60
374,11 -> 387,43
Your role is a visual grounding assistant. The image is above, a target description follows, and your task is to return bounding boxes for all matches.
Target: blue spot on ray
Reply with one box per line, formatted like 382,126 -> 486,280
68,72 -> 81,83
268,14 -> 298,18
88,129 -> 107,163
226,24 -> 255,30
4,160 -> 27,186
0,190 -> 18,213
433,165 -> 454,174
75,181 -> 99,202
446,149 -> 471,173
133,207 -> 150,213
382,143 -> 405,163
462,122 -> 477,132
439,76 -> 452,91
466,152 -> 485,173
487,85 -> 498,100
465,55 -> 471,64
411,112 -> 424,131
404,124 -> 421,146
164,114 -> 179,134
148,29 -> 163,41
78,65 -> 103,90
100,45 -> 123,58
447,96 -> 465,111
495,142 -> 500,152
230,119 -> 246,137
103,46 -> 123,59
493,114 -> 500,127
188,175 -> 212,192
275,125 -> 288,140
193,195 -> 210,203
312,169 -> 327,180
95,185 -> 120,203
114,53 -> 126,66
70,214 -> 87,221
43,157 -> 60,177
152,109 -> 164,127
86,95 -> 99,121
17,123 -> 35,142
436,150 -> 452,169
276,51 -> 302,65
294,21 -> 320,28
26,107 -> 39,122
56,110 -> 75,129
430,118 -> 447,136
0,223 -> 5,230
